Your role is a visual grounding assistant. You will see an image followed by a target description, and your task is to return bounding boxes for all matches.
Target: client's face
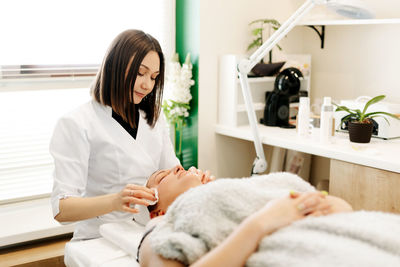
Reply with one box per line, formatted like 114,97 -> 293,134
147,165 -> 203,217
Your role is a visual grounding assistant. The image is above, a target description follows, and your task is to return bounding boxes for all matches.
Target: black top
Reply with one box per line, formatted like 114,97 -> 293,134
112,108 -> 140,139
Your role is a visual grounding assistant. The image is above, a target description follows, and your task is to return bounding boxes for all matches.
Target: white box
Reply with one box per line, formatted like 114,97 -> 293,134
334,97 -> 400,139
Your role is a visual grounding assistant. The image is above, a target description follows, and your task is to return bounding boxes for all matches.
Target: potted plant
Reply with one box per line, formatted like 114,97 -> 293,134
334,95 -> 400,143
247,18 -> 285,77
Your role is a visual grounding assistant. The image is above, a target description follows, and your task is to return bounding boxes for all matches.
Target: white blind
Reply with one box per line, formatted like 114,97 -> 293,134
0,89 -> 91,203
0,0 -> 175,203
0,0 -> 176,78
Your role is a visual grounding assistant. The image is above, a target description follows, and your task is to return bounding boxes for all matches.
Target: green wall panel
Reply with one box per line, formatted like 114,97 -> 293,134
176,0 -> 199,169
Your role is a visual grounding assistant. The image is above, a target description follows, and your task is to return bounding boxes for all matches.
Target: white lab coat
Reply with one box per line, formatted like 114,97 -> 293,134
50,100 -> 179,240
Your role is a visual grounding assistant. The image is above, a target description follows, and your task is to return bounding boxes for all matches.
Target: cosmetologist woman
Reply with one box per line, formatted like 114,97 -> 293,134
50,29 -> 179,241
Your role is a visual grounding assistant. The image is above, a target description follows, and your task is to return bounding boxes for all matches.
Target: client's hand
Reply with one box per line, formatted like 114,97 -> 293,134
252,191 -> 328,236
290,191 -> 353,216
188,166 -> 216,184
312,195 -> 353,216
113,184 -> 157,213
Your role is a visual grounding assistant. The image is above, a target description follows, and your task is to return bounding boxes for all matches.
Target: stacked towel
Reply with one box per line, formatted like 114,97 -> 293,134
99,220 -> 145,257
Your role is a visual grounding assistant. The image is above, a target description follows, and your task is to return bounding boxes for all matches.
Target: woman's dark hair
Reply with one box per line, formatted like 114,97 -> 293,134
91,29 -> 165,128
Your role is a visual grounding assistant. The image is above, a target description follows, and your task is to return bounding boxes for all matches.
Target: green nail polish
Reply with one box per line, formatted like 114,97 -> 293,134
321,190 -> 328,196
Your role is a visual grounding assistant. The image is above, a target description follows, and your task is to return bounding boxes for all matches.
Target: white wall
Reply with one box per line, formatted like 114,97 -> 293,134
198,0 -> 303,177
301,24 -> 400,105
198,0 -> 400,179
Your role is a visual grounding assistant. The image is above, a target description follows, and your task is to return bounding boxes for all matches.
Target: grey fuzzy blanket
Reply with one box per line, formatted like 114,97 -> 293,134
150,172 -> 400,267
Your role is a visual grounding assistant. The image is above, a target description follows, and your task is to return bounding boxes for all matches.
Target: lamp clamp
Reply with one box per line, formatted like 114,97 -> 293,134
237,59 -> 252,74
251,156 -> 268,175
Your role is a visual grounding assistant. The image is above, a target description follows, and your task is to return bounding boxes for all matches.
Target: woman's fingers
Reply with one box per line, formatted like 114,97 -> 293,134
308,210 -> 323,217
123,196 -> 151,206
308,202 -> 332,216
296,191 -> 326,202
117,184 -> 158,214
289,191 -> 300,198
200,170 -> 215,184
122,190 -> 155,204
297,199 -> 320,215
125,184 -> 154,194
125,189 -> 156,201
123,184 -> 156,201
122,205 -> 139,213
204,170 -> 215,182
114,185 -> 158,213
315,202 -> 332,215
188,166 -> 197,173
295,192 -> 327,214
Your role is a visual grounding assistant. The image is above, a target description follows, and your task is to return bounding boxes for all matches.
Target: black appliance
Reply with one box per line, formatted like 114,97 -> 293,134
261,67 -> 304,128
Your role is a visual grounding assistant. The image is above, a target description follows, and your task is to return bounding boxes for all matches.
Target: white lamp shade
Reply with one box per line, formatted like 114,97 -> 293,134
327,0 -> 375,19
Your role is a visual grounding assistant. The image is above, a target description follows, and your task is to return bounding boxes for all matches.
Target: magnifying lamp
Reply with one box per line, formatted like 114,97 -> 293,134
237,0 -> 374,175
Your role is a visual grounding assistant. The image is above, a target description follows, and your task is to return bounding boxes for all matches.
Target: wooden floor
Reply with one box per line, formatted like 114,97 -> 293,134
0,235 -> 71,267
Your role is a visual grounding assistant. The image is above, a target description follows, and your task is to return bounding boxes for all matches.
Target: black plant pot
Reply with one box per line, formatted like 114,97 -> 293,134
348,121 -> 373,143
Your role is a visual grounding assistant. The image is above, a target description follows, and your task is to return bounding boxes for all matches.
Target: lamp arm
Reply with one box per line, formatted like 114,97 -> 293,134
241,0 -> 316,73
237,72 -> 267,175
237,0 -> 320,175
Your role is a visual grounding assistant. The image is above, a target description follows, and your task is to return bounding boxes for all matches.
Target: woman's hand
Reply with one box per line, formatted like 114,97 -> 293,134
291,191 -> 353,216
252,191 -> 328,235
113,184 -> 157,213
311,195 -> 353,216
188,166 -> 216,184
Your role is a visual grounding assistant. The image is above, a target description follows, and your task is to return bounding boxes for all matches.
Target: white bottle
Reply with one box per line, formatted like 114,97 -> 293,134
320,96 -> 333,143
297,97 -> 310,137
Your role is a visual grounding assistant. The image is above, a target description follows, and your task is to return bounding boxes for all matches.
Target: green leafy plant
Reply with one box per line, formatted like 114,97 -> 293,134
334,95 -> 400,125
247,19 -> 282,64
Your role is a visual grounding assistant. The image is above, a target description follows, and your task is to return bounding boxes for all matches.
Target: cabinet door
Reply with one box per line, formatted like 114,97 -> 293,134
330,159 -> 400,213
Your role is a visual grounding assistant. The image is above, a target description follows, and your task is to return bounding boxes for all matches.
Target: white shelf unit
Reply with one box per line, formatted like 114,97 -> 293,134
218,54 -> 310,127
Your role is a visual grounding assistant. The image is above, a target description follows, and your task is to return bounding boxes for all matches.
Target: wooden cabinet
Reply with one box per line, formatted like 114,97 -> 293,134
330,159 -> 400,213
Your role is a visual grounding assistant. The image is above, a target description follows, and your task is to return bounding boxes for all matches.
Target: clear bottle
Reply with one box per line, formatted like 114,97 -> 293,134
297,97 -> 310,137
320,96 -> 333,143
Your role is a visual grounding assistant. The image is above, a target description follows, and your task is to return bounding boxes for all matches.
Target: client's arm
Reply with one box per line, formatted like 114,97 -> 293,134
140,192 -> 329,267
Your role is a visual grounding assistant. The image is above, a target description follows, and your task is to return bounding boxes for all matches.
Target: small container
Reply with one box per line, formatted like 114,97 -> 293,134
320,97 -> 334,143
297,97 -> 310,137
310,116 -> 320,141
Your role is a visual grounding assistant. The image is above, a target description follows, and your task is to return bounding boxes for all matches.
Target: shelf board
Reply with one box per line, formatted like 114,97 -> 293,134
235,76 -> 276,83
235,76 -> 309,83
237,103 -> 264,112
298,18 -> 400,26
215,124 -> 400,173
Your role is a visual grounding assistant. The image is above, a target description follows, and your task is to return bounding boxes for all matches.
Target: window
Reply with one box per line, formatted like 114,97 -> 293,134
0,0 -> 175,66
0,0 -> 175,204
0,88 -> 91,203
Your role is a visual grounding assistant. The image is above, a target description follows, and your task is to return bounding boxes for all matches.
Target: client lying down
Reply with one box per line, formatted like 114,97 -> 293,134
139,166 -> 400,267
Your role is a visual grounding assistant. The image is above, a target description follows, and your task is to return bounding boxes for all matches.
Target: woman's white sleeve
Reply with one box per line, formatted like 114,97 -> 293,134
158,113 -> 180,169
49,116 -> 90,219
